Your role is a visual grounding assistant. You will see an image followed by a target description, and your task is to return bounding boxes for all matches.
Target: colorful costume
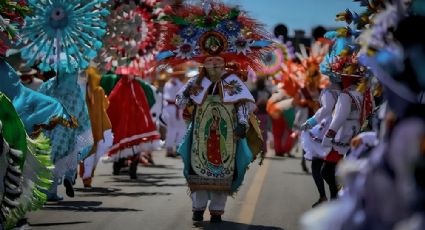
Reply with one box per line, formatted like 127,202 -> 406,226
80,67 -> 113,187
38,65 -> 93,200
266,91 -> 296,156
0,93 -> 53,229
302,2 -> 425,229
0,59 -> 77,136
157,1 -> 269,221
107,75 -> 160,160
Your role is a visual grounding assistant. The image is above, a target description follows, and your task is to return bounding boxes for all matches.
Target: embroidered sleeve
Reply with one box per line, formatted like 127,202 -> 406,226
176,77 -> 197,108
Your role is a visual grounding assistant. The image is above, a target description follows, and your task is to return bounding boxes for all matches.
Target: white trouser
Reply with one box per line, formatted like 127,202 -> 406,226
82,130 -> 113,179
191,190 -> 228,215
164,105 -> 186,150
82,154 -> 95,179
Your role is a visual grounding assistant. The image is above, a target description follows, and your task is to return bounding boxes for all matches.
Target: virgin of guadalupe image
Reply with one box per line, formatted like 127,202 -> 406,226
205,107 -> 227,176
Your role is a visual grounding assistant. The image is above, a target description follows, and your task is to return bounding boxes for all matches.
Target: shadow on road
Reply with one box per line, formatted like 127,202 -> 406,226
142,164 -> 183,171
74,187 -> 172,197
43,200 -> 141,212
103,173 -> 186,188
29,221 -> 91,227
281,171 -> 310,176
194,221 -> 285,230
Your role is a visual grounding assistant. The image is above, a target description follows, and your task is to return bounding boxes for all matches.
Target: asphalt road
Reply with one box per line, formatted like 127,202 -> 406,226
26,145 -> 317,230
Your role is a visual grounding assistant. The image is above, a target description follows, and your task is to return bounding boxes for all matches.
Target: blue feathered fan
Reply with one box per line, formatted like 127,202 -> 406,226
19,0 -> 109,73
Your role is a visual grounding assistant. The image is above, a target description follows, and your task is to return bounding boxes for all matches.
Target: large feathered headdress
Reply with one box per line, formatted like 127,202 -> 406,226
156,0 -> 272,71
19,0 -> 109,73
98,0 -> 168,76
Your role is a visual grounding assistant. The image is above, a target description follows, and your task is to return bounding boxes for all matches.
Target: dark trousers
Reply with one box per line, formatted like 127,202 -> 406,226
311,158 -> 326,198
321,161 -> 338,199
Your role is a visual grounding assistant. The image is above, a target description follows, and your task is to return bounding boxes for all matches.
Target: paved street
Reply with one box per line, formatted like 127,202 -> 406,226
26,147 -> 317,230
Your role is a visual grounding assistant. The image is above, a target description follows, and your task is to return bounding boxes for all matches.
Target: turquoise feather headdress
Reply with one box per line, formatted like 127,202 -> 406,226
19,0 -> 109,73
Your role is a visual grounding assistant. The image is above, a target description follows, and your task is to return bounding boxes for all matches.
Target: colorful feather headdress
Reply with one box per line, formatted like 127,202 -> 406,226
156,0 -> 272,71
0,0 -> 30,57
19,0 -> 109,73
277,40 -> 330,97
98,0 -> 168,76
357,0 -> 425,103
256,39 -> 294,78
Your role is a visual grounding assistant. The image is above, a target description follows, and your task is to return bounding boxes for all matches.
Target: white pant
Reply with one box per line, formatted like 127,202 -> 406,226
164,105 -> 186,150
191,190 -> 228,215
82,154 -> 96,179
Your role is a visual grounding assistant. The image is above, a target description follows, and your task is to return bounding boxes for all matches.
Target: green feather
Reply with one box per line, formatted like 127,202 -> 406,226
170,16 -> 189,26
229,8 -> 240,19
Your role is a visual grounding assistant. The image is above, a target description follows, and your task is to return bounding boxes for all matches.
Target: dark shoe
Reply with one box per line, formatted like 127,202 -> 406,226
63,178 -> 74,198
210,215 -> 222,223
192,211 -> 204,221
113,162 -> 121,175
301,161 -> 309,174
129,158 -> 138,179
312,197 -> 327,208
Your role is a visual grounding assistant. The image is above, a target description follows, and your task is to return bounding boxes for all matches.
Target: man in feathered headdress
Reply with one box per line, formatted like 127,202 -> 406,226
157,1 -> 270,222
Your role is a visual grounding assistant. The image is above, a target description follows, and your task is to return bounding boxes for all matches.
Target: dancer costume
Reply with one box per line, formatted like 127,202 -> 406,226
106,74 -> 160,161
301,2 -> 425,229
0,93 -> 53,229
163,69 -> 187,156
266,90 -> 296,155
38,60 -> 94,199
157,1 -> 269,220
301,32 -> 351,161
80,67 -> 113,187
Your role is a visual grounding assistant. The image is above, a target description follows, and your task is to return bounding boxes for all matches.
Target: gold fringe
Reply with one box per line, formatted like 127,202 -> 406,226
31,115 -> 79,137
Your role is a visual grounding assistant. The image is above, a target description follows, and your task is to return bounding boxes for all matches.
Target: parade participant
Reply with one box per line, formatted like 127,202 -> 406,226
80,67 -> 113,188
302,5 -> 425,229
106,71 -> 161,179
17,64 -> 43,91
266,88 -> 296,157
259,37 -> 297,157
292,41 -> 330,173
319,68 -> 364,200
38,57 -> 94,201
0,93 -> 53,229
178,55 -> 260,223
157,1 -> 269,222
163,65 -> 187,157
301,32 -> 350,206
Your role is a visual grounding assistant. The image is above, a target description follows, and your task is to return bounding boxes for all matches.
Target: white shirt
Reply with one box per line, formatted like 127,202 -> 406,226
163,78 -> 184,102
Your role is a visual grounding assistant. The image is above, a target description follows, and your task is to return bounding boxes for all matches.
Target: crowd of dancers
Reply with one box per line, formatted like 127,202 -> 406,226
1,0 -> 425,229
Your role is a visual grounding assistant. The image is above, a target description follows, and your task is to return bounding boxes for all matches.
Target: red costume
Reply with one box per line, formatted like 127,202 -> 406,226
107,76 -> 160,160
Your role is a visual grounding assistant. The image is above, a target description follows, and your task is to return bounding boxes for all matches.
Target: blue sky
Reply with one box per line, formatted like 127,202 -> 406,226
219,0 -> 364,36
